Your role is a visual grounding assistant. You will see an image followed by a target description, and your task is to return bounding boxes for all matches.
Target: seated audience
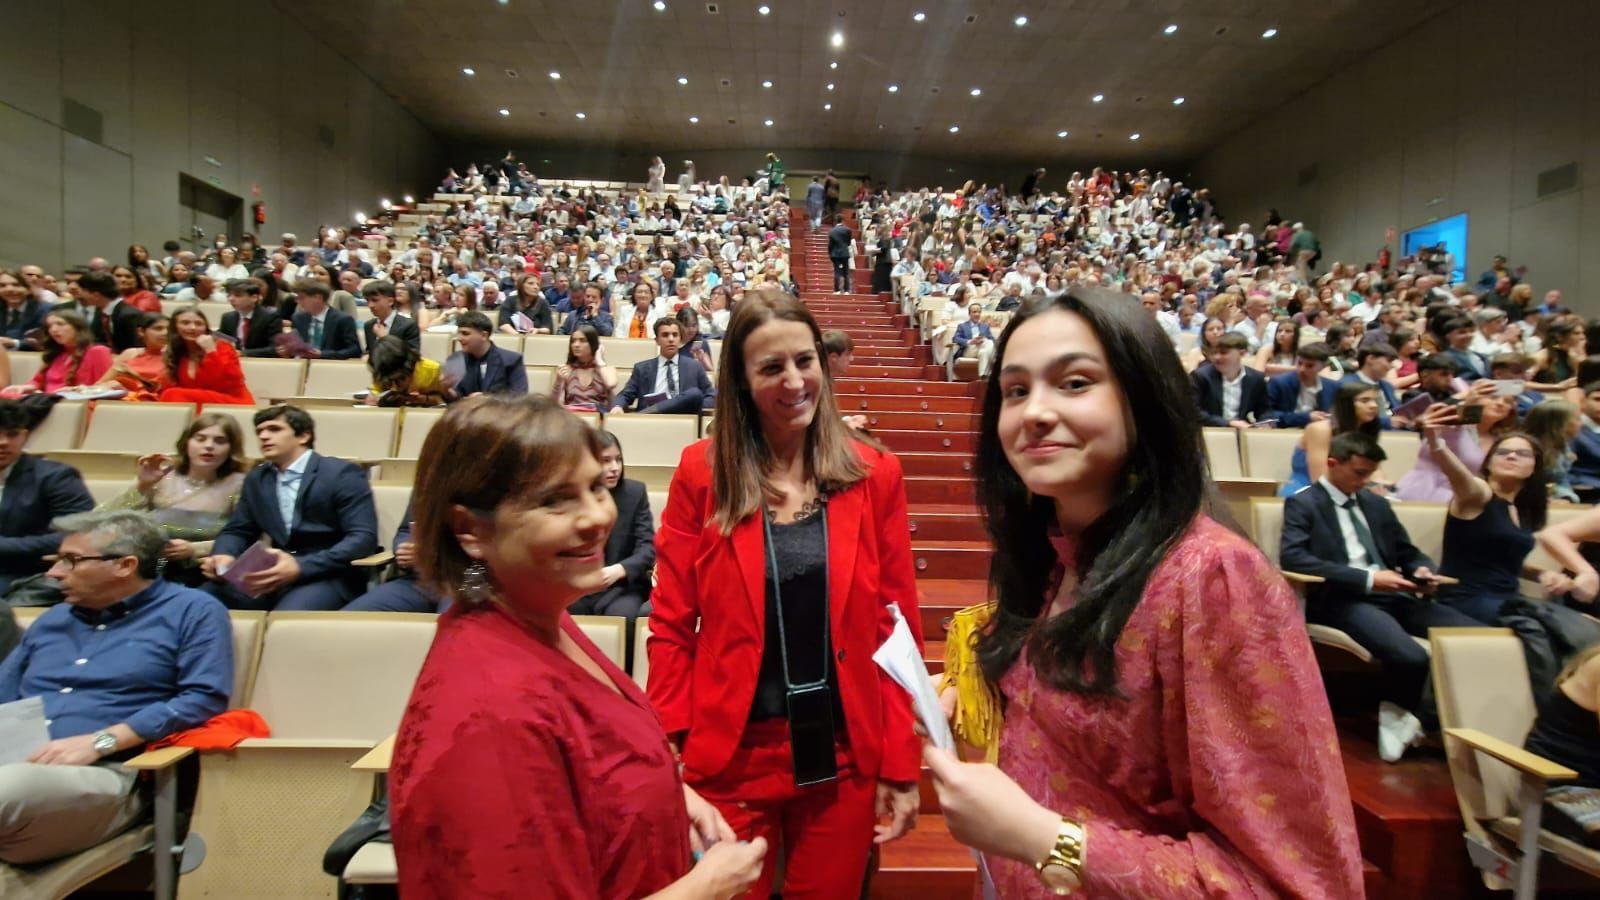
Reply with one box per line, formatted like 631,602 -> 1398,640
346,499 -> 444,613
172,273 -> 222,306
0,268 -> 49,351
568,431 -> 655,630
1522,399 -> 1581,502
202,405 -> 378,610
99,414 -> 247,587
1571,381 -> 1600,498
94,312 -> 170,400
951,302 -> 996,378
110,264 -> 161,314
1405,353 -> 1458,405
367,335 -> 445,406
159,307 -> 255,406
1281,381 -> 1384,496
219,278 -> 285,358
284,281 -> 362,359
362,281 -> 421,354
1523,645 -> 1600,790
1417,403 -> 1548,624
1253,315 -> 1301,375
1179,316 -> 1226,372
1394,380 -> 1515,502
446,311 -> 528,399
1280,432 -> 1480,762
1438,315 -> 1488,381
822,329 -> 854,377
621,281 -> 666,339
499,274 -> 554,335
558,283 -> 615,336
675,307 -> 714,373
1535,504 -> 1600,611
1265,343 -> 1334,428
0,401 -> 94,595
552,325 -> 615,411
10,310 -> 113,395
1332,343 -> 1401,425
611,318 -> 712,415
0,509 -> 231,864
1191,332 -> 1269,428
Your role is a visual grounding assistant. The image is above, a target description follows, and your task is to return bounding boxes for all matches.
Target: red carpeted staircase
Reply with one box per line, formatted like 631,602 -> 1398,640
791,209 -> 985,897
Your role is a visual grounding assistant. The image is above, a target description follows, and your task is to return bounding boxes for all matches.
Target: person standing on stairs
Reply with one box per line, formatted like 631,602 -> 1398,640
649,288 -> 923,898
805,176 -> 826,229
924,286 -> 1363,897
827,215 -> 855,295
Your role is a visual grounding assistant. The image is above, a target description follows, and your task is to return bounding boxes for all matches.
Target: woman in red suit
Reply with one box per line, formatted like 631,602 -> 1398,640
159,307 -> 255,405
649,288 -> 923,898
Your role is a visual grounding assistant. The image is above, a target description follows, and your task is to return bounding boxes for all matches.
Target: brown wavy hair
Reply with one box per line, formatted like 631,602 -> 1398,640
40,310 -> 95,386
707,288 -> 866,534
174,412 -> 248,478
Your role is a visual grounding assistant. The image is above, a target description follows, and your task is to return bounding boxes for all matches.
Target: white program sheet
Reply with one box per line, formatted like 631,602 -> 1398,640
0,696 -> 50,764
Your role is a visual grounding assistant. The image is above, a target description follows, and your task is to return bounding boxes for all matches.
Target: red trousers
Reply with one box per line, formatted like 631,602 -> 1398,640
690,721 -> 876,899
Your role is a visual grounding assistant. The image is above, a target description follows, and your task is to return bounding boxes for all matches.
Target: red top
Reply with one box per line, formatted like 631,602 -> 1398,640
648,438 -> 924,784
392,606 -> 691,899
989,517 -> 1364,898
158,341 -> 254,405
125,290 -> 162,314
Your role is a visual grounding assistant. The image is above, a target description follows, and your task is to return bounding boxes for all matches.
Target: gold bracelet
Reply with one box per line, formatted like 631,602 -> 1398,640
1035,816 -> 1087,896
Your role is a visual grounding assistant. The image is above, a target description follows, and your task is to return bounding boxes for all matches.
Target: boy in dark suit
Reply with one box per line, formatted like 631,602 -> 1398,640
1190,332 -> 1269,428
220,279 -> 285,358
202,405 -> 378,610
610,319 -> 712,415
284,281 -> 362,359
1265,343 -> 1335,427
360,281 -> 420,355
0,401 -> 94,594
447,312 -> 528,399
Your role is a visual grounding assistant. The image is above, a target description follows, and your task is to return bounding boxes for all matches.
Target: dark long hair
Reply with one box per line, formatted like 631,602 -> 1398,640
974,286 -> 1207,696
1330,381 -> 1381,437
163,307 -> 212,382
1481,432 -> 1550,532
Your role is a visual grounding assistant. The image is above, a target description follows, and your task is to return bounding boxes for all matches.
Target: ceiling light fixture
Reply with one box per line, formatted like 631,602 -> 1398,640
1092,93 -> 1104,102
829,61 -> 837,69
826,82 -> 834,90
688,115 -> 699,123
677,76 -> 688,84
354,212 -> 366,223
653,1 -> 666,10
830,31 -> 843,48
762,80 -> 773,88
404,195 -> 415,204
1172,96 -> 1185,105
1129,132 -> 1141,140
1164,23 -> 1177,35
969,87 -> 981,96
758,4 -> 770,13
949,124 -> 960,133
380,198 -> 391,209
887,84 -> 899,93
764,118 -> 774,126
912,11 -> 925,22
1262,27 -> 1277,38
1014,15 -> 1028,27
1057,130 -> 1068,138
498,108 -> 510,116
462,67 -> 475,76
576,111 -> 586,118
823,103 -> 832,110
548,70 -> 560,79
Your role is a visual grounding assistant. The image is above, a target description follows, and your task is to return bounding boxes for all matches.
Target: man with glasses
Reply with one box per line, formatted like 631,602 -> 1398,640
0,400 -> 93,596
0,509 -> 231,864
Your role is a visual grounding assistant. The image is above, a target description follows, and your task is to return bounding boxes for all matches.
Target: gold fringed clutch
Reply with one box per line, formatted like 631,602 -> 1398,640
939,601 -> 1002,763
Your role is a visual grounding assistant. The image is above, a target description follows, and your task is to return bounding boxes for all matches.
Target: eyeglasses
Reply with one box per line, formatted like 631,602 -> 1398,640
53,553 -> 127,570
1491,447 -> 1536,460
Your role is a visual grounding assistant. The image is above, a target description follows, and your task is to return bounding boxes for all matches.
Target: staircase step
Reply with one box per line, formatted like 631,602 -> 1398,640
842,364 -> 927,380
899,453 -> 977,476
872,816 -> 976,899
858,411 -> 979,431
906,505 -> 986,542
870,429 -> 975,454
911,541 -> 992,579
838,396 -> 976,414
916,579 -> 989,635
905,477 -> 977,506
835,379 -> 977,397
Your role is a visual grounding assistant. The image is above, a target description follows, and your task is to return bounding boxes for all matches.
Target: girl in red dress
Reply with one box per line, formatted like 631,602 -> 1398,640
925,287 -> 1364,897
391,395 -> 765,899
159,308 -> 254,406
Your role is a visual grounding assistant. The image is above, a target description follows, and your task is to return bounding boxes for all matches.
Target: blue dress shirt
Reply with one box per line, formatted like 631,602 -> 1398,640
0,579 -> 233,741
277,450 -> 313,529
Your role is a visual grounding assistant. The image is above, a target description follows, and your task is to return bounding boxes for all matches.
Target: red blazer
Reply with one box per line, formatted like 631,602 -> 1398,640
648,438 -> 925,784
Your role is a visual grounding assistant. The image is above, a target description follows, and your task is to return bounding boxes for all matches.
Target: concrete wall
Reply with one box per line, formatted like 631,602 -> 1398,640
1187,0 -> 1600,312
0,0 -> 445,273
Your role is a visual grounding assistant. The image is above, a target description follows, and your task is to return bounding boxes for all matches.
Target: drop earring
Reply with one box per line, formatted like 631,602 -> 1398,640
461,561 -> 493,604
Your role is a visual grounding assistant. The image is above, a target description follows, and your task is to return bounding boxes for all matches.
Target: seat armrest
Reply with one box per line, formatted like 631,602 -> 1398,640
1445,728 -> 1579,781
353,551 -> 395,568
1281,570 -> 1327,585
353,735 -> 396,772
124,746 -> 195,770
233,738 -> 378,751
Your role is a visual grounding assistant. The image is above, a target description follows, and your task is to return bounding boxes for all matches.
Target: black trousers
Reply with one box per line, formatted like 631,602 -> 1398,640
1308,592 -> 1481,714
831,256 -> 851,292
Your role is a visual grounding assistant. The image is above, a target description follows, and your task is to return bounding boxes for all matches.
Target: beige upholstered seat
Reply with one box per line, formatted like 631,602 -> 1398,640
8,352 -> 43,386
83,478 -> 135,505
572,615 -> 626,669
203,405 -> 264,457
370,485 -> 412,549
12,606 -> 46,630
180,613 -> 437,899
418,331 -> 453,363
342,842 -> 396,885
78,403 -> 195,455
603,339 -> 666,369
239,359 -> 307,403
228,611 -> 267,708
394,407 -> 445,459
632,618 -> 652,688
1380,430 -> 1421,482
1203,427 -> 1242,479
604,414 -> 699,469
25,401 -> 86,452
1431,628 -> 1600,897
1240,428 -> 1302,482
306,408 -> 399,461
526,366 -> 555,396
524,335 -> 568,366
300,361 -> 373,399
489,333 -> 524,356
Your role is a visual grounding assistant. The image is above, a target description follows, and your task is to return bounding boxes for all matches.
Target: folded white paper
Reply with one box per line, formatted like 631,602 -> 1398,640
0,696 -> 50,764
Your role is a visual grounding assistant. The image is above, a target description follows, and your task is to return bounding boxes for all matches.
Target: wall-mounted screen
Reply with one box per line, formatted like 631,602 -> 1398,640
1402,213 -> 1467,283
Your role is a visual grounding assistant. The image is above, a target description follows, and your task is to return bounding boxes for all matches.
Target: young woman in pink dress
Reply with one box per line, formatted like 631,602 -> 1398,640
925,286 -> 1363,897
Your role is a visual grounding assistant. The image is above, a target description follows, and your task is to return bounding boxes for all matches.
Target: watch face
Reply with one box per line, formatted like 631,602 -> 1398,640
1039,863 -> 1080,894
94,733 -> 117,753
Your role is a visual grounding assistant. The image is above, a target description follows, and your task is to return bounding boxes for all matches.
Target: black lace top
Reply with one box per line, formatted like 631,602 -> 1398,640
748,502 -> 843,726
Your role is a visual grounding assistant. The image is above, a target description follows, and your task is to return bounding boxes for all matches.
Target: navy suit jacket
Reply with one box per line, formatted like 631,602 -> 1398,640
1571,427 -> 1600,490
291,308 -> 363,359
1190,363 -> 1270,426
0,455 -> 94,587
448,346 -> 529,398
615,355 -> 713,411
1322,375 -> 1400,429
1265,371 -> 1336,428
212,452 -> 378,589
1280,481 -> 1431,609
559,307 -> 614,337
220,308 -> 285,358
362,314 -> 421,355
605,479 -> 656,597
953,320 -> 993,352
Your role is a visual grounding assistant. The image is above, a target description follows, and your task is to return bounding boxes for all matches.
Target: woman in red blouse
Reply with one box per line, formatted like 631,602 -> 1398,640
649,289 -> 922,898
158,308 -> 254,406
391,395 -> 765,899
925,287 -> 1363,897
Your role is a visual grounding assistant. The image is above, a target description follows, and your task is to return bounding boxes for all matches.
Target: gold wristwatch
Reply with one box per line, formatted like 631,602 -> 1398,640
1035,816 -> 1086,895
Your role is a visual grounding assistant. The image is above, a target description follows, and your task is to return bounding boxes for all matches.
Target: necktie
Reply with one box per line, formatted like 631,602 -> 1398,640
311,318 -> 324,346
1341,498 -> 1387,570
240,316 -> 249,342
375,319 -> 388,339
665,360 -> 677,397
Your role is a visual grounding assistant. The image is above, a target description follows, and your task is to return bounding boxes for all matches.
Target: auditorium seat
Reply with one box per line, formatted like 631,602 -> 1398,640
525,366 -> 555,396
308,408 -> 399,460
572,615 -> 626,669
205,404 -> 265,457
1430,628 -> 1600,894
179,612 -> 438,899
490,333 -> 525,356
419,331 -> 453,363
80,403 -> 194,455
524,335 -> 568,367
1202,428 -> 1243,479
301,360 -> 374,399
25,400 -> 87,452
632,618 -> 651,688
1240,429 -> 1301,482
1380,430 -> 1421,482
229,611 -> 267,709
605,414 -> 698,468
8,351 -> 42,386
240,358 -> 307,403
83,478 -> 134,505
601,339 -> 667,369
394,407 -> 445,459
370,484 -> 412,553
648,489 -> 668,531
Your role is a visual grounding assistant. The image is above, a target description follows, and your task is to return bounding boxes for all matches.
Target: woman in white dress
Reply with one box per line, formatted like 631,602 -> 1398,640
647,156 -> 666,194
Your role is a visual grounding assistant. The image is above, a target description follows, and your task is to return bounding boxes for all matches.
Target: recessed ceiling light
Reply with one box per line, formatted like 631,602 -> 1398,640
653,1 -> 666,9
462,67 -> 476,76
764,118 -> 774,126
887,84 -> 898,93
969,87 -> 982,97
829,61 -> 838,69
576,111 -> 586,119
498,108 -> 510,116
758,4 -> 770,13
548,70 -> 560,79
1164,23 -> 1177,35
1056,130 -> 1068,138
1092,93 -> 1104,102
823,103 -> 832,110
403,195 -> 415,204
762,80 -> 773,88
380,198 -> 391,209
912,11 -> 925,22
949,124 -> 960,133
830,31 -> 843,48
1129,132 -> 1141,140
1262,27 -> 1277,38
497,0 -> 509,5
677,76 -> 688,84
1172,96 -> 1185,105
1014,15 -> 1028,27
354,212 -> 366,223
688,115 -> 699,123
826,82 -> 834,91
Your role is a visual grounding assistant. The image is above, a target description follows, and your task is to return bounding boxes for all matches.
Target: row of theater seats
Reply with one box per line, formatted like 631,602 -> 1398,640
6,609 -> 651,897
1205,426 -> 1423,483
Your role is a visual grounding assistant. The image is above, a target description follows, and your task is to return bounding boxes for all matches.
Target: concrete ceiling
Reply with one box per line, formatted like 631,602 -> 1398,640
278,0 -> 1460,169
